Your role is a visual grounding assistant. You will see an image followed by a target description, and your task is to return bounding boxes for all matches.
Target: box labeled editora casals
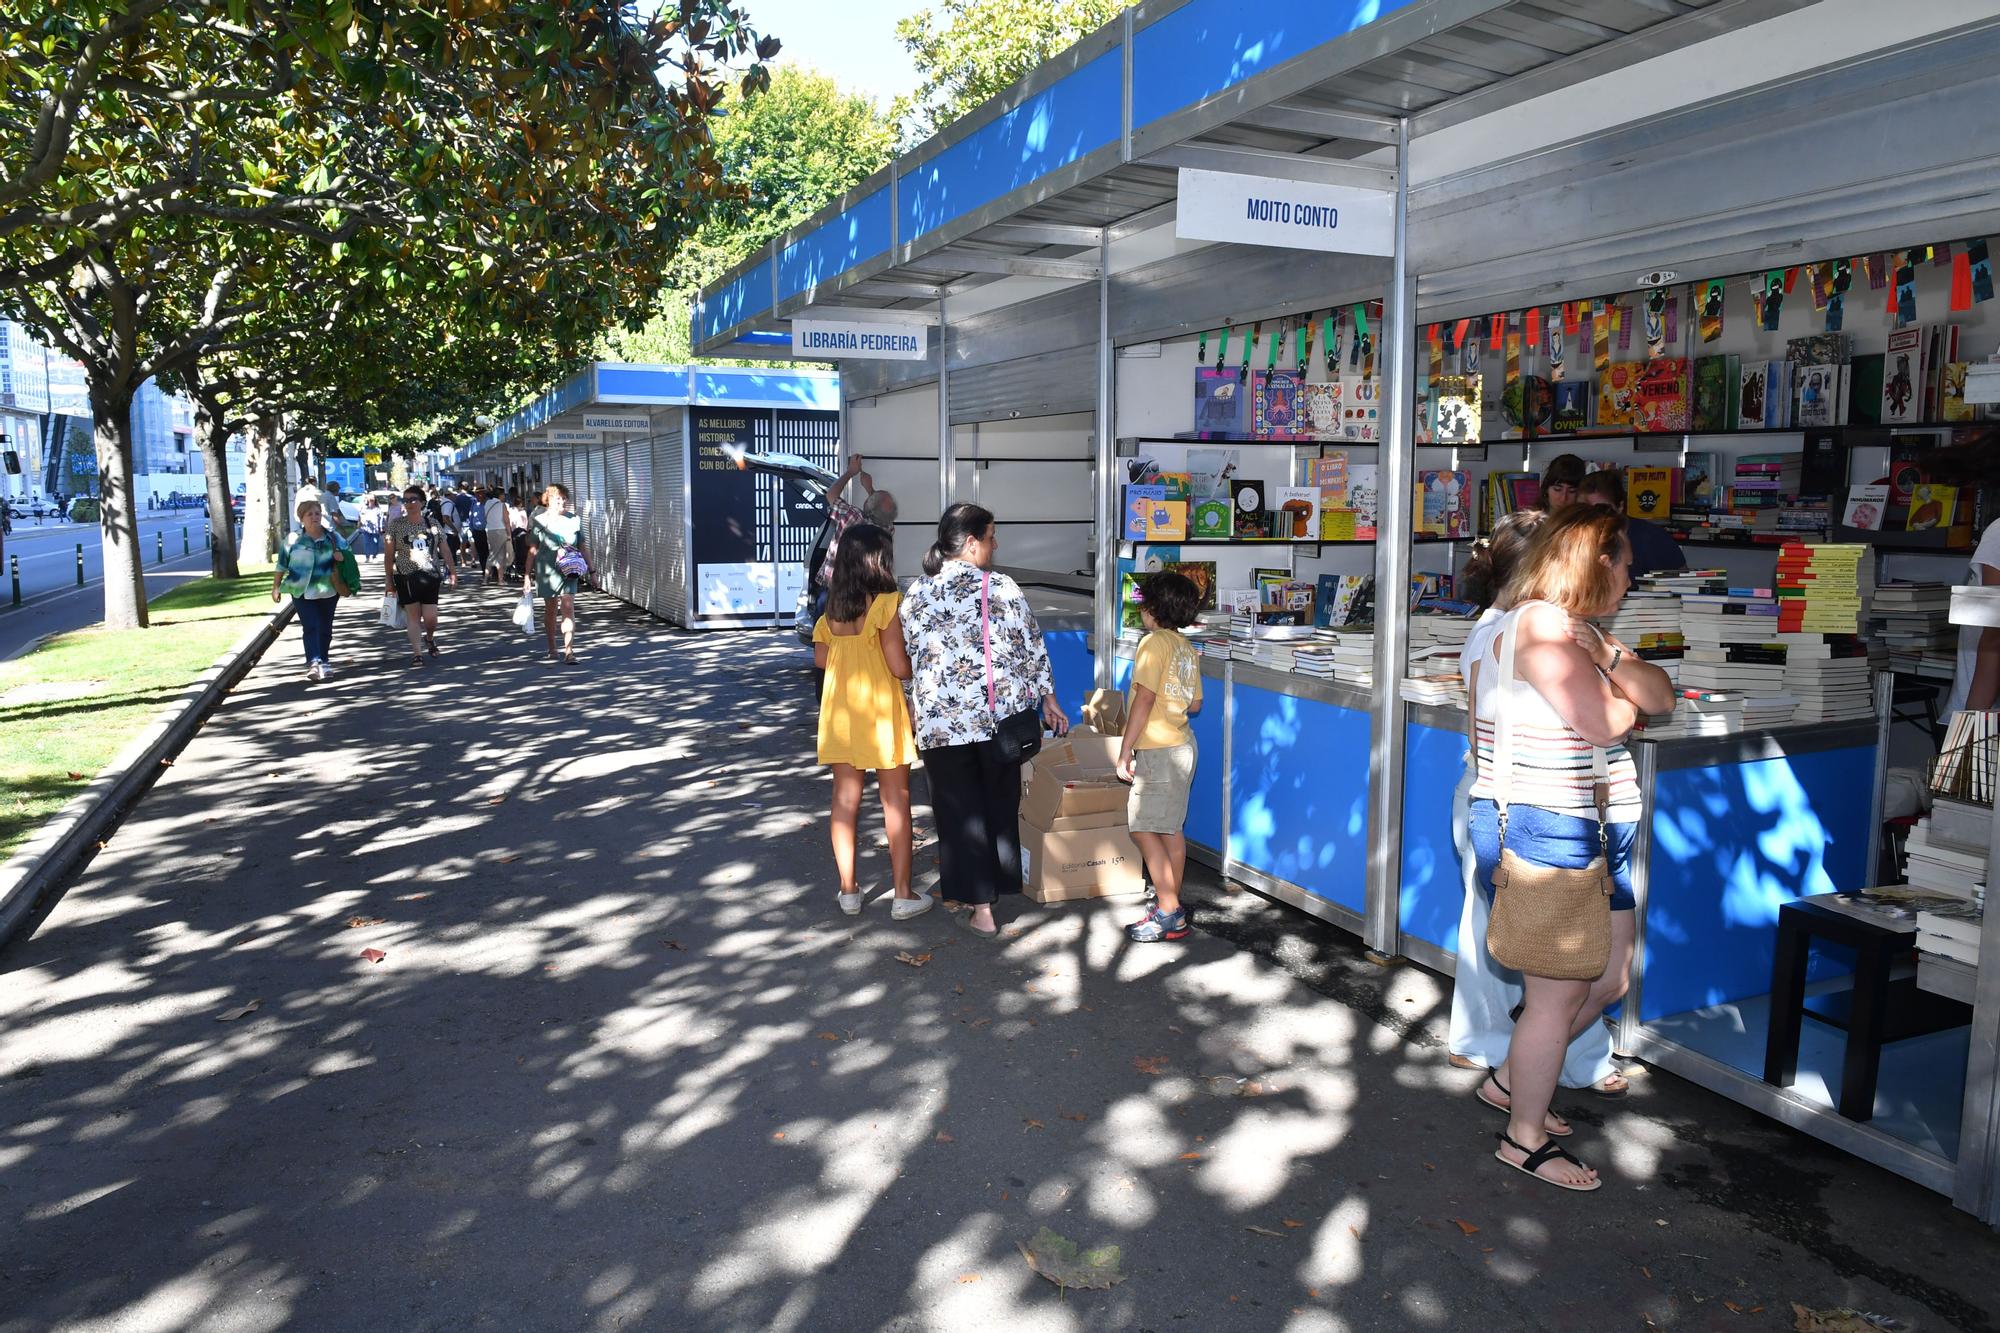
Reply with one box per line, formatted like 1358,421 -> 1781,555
1019,730 -> 1146,903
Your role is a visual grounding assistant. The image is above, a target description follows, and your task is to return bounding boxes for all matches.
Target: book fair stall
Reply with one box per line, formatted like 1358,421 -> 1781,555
685,1 -> 2000,1223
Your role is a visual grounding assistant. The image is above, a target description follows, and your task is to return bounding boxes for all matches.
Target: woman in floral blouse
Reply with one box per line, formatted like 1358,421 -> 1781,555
901,503 -> 1069,937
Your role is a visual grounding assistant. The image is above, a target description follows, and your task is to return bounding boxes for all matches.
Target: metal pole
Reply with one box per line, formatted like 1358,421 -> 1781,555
75,543 -> 83,586
9,554 -> 18,606
182,527 -> 189,556
1093,232 -> 1117,690
156,530 -> 164,565
937,294 -> 952,519
1362,117 -> 1415,960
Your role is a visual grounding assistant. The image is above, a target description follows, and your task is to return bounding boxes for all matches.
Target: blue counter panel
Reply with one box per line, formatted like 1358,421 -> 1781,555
1399,720 -> 1470,954
1228,681 -> 1370,913
1640,743 -> 1877,1023
1043,632 -> 1097,727
1186,678 -> 1226,852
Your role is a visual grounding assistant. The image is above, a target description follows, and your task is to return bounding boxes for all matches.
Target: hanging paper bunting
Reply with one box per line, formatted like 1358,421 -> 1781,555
1643,288 -> 1667,358
1428,325 -> 1444,379
1504,318 -> 1522,405
1459,331 -> 1480,376
1323,311 -> 1340,374
1353,303 -> 1372,378
1453,317 -> 1472,350
1894,258 -> 1917,327
1297,315 -> 1315,377
1216,327 -> 1230,369
1197,330 -> 1210,365
1782,266 -> 1798,295
1523,306 -> 1542,348
1562,301 -> 1580,337
1549,322 -> 1566,383
1239,322 -> 1259,383
1762,272 -> 1786,331
1864,255 -> 1887,289
1951,250 -> 1974,312
1665,294 -> 1678,346
1614,303 -> 1634,353
1969,239 -> 1994,304
1699,280 -> 1724,343
1827,258 -> 1852,332
1591,302 -> 1610,377
1808,262 -> 1831,312
1267,321 -> 1284,372
1931,243 -> 1949,267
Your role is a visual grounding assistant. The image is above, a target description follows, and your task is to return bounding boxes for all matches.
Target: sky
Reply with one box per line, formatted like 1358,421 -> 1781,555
742,0 -> 926,109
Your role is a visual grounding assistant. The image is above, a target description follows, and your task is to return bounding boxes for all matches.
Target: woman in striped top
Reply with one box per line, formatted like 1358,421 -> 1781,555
1466,507 -> 1676,1191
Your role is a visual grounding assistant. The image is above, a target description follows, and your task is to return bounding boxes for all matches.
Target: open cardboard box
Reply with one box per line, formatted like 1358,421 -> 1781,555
1020,729 -> 1128,828
1019,727 -> 1147,902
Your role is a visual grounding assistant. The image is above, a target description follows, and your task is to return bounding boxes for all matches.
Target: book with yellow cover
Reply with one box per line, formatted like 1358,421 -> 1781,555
1626,467 -> 1675,519
1905,483 -> 1958,532
1144,497 -> 1189,541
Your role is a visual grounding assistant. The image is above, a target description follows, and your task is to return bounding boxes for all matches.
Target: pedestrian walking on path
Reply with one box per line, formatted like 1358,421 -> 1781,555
272,497 -> 354,683
505,488 -> 529,577
525,484 -> 584,665
1115,570 -> 1204,943
482,486 -> 510,581
901,503 -> 1068,938
813,524 -> 929,921
384,487 -> 458,667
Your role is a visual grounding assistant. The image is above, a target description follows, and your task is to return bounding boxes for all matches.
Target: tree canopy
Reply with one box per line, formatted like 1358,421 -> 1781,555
892,0 -> 1137,142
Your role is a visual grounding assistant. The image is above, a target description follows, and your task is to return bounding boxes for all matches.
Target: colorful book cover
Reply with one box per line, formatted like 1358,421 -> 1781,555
1347,462 -> 1379,539
1905,483 -> 1958,531
1155,471 -> 1193,502
1692,356 -> 1729,432
1682,451 -> 1718,507
1881,328 -> 1925,424
1785,333 -> 1849,368
1340,377 -> 1381,441
1161,560 -> 1218,610
1842,484 -> 1888,531
1144,498 -> 1188,541
1795,365 -> 1838,428
1297,382 -> 1343,440
1254,370 -> 1306,439
1626,467 -> 1675,519
1272,486 -> 1320,539
1431,374 -> 1481,445
1942,362 -> 1974,423
1314,574 -> 1370,628
1184,446 -> 1240,499
1193,365 -> 1250,437
1551,380 -> 1590,434
1123,484 -> 1167,541
1599,362 -> 1643,430
1307,452 -> 1348,500
1318,506 -> 1358,541
1416,469 -> 1471,537
1737,362 -> 1770,431
1231,479 -> 1272,539
1119,571 -> 1145,631
1631,358 -> 1690,432
1191,497 -> 1233,538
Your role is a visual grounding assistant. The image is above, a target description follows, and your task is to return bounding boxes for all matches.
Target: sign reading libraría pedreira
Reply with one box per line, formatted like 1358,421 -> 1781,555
791,320 -> 928,361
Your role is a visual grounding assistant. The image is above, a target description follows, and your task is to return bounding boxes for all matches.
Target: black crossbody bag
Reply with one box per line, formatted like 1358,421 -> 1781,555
980,570 -> 1044,764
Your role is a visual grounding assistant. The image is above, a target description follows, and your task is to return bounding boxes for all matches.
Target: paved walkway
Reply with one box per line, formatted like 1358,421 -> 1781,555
2,581 -> 1996,1332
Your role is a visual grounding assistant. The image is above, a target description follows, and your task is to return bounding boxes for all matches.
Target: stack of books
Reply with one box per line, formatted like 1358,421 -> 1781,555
1331,630 -> 1376,686
1291,630 -> 1341,679
1729,452 -> 1803,513
1917,898 -> 1984,975
1783,636 -> 1875,723
1400,674 -> 1465,707
1869,582 -> 1955,681
1594,589 -> 1684,682
1776,542 -> 1874,635
1637,689 -> 1743,738
1932,711 -> 2000,804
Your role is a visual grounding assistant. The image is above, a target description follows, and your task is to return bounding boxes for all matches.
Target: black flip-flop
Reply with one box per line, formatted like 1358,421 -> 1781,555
1476,1072 -> 1572,1136
1495,1131 -> 1601,1192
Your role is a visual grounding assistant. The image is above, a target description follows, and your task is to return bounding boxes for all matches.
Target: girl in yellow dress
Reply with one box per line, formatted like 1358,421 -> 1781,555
813,525 -> 930,920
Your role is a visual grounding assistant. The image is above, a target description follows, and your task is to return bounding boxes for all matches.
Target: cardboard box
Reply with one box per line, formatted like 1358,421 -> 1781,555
1020,818 -> 1147,903
1020,731 -> 1130,828
1081,689 -> 1127,735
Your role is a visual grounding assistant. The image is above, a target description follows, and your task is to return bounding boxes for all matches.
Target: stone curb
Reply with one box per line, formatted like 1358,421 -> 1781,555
0,600 -> 296,950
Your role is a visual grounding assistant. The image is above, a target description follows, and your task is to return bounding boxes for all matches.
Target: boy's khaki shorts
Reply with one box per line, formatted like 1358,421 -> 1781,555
1128,741 -> 1196,834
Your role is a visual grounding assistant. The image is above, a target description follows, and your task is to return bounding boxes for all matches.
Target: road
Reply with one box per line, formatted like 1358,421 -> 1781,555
0,511 -> 238,660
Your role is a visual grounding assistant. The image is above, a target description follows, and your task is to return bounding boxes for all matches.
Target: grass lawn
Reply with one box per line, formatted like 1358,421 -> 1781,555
0,569 -> 276,861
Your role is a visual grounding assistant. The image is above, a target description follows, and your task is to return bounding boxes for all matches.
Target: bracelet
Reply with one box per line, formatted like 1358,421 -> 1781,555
1606,647 -> 1623,675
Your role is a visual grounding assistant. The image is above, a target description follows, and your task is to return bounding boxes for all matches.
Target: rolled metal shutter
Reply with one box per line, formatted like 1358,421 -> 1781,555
626,433 -> 655,614
655,420 -> 689,625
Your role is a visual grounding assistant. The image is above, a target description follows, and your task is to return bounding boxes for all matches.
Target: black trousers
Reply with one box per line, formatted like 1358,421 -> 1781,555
921,739 -> 1023,906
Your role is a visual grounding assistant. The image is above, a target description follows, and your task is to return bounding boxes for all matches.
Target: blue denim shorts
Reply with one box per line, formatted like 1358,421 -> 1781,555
1468,798 -> 1637,912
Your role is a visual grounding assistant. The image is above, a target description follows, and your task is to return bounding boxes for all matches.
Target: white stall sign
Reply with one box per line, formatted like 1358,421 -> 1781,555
582,413 -> 650,431
792,320 -> 928,361
697,562 -> 777,616
549,429 -> 601,444
1175,168 -> 1394,256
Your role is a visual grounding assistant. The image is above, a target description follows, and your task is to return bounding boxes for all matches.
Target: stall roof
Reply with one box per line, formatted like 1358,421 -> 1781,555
692,0 -> 1815,357
452,363 -> 838,467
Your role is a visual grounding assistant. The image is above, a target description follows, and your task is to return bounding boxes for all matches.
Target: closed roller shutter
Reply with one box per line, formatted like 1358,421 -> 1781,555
655,420 -> 689,625
946,349 -> 1092,425
626,434 -> 655,615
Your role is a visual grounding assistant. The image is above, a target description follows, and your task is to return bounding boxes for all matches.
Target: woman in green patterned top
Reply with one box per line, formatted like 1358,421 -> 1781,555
524,483 -> 583,665
271,497 -> 353,683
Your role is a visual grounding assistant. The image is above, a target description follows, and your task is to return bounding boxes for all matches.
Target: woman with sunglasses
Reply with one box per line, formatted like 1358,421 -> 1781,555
383,487 -> 458,667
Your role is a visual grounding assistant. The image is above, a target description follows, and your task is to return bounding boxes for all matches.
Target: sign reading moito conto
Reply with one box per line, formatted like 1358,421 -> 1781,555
791,319 -> 928,361
1175,167 -> 1395,256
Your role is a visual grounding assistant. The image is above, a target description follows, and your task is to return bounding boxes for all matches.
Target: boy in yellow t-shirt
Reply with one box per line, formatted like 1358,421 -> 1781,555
1116,570 -> 1204,942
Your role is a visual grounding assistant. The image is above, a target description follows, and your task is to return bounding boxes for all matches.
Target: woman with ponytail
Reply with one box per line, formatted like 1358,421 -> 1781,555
901,504 -> 1070,937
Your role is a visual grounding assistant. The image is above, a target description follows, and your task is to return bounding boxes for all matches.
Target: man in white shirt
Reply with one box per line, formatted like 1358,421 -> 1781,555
482,487 -> 510,581
1943,518 -> 2000,717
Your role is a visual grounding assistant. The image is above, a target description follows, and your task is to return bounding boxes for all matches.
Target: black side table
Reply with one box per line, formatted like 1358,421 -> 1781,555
1763,897 -> 1972,1120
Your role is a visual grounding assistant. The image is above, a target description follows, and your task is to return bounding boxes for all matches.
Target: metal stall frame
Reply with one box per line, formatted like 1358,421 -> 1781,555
691,4 -> 2000,1222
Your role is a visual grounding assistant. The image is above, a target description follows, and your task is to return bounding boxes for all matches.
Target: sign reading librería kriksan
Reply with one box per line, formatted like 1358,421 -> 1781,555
1174,167 -> 1395,256
791,319 -> 927,361
548,428 -> 601,444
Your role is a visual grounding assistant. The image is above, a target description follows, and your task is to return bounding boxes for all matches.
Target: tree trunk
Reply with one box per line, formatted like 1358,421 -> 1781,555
242,418 -> 279,565
194,400 -> 239,579
91,385 -> 146,630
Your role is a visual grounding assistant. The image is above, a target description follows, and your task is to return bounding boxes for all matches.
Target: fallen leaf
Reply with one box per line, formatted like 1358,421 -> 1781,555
1133,1055 -> 1168,1075
360,948 -> 387,964
345,915 -> 385,928
999,1189 -> 1008,1200
894,951 -> 933,968
1309,1288 -> 1320,1299
1642,1267 -> 1652,1280
1725,1302 -> 1743,1314
772,1131 -> 785,1140
661,940 -> 686,951
935,1131 -> 954,1143
1422,1161 -> 1436,1172
395,892 -> 430,901
1177,1151 -> 1203,1161
970,1017 -> 990,1028
216,999 -> 261,1022
953,983 -> 965,995
1018,1227 -> 1126,1292
1655,1219 -> 1668,1227
497,853 -> 520,863
1789,1304 -> 1908,1332
1452,1219 -> 1480,1236
1022,1119 -> 1045,1132
1281,1219 -> 1305,1229
486,795 -> 506,805
1347,1227 -> 1360,1240
1060,1111 -> 1087,1122
1749,1309 -> 1764,1316
956,1273 -> 980,1284
65,770 -> 85,780
1480,1247 -> 1494,1254
816,1032 -> 842,1043
1244,1225 -> 1288,1239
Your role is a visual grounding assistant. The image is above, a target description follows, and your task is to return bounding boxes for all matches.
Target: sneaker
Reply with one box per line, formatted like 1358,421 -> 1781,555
837,891 -> 862,916
891,890 -> 934,921
1125,905 -> 1190,943
317,660 -> 334,680
304,662 -> 321,682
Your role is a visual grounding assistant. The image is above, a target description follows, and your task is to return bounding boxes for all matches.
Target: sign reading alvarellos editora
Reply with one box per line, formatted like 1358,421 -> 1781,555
1174,167 -> 1395,256
791,319 -> 928,361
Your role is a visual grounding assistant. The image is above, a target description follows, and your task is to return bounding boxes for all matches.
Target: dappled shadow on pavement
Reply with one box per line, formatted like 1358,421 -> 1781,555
2,578 -> 1997,1332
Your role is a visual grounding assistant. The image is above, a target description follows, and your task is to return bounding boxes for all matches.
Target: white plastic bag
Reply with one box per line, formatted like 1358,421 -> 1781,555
378,593 -> 406,630
512,589 -> 536,633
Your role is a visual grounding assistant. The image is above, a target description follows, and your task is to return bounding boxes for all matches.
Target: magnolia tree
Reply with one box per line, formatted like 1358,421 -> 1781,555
0,0 -> 775,628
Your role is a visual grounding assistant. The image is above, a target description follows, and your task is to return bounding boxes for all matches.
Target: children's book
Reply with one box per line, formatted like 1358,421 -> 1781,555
1231,479 -> 1272,539
1551,380 -> 1591,434
1272,486 -> 1320,539
1193,366 -> 1250,437
1598,362 -> 1643,430
1307,452 -> 1349,500
1691,356 -> 1730,432
1881,328 -> 1925,424
1154,471 -> 1192,502
1123,484 -> 1166,541
1626,467 -> 1675,520
1314,573 -> 1371,628
1942,362 -> 1974,423
1144,497 -> 1188,541
1681,451 -> 1718,508
1297,382 -> 1343,440
1161,560 -> 1218,610
1631,358 -> 1690,432
1416,469 -> 1471,538
1184,446 -> 1240,499
1905,483 -> 1958,532
1431,374 -> 1482,445
1841,484 -> 1889,531
1340,377 -> 1381,441
1191,497 -> 1233,538
1347,462 -> 1379,539
1254,370 -> 1306,439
